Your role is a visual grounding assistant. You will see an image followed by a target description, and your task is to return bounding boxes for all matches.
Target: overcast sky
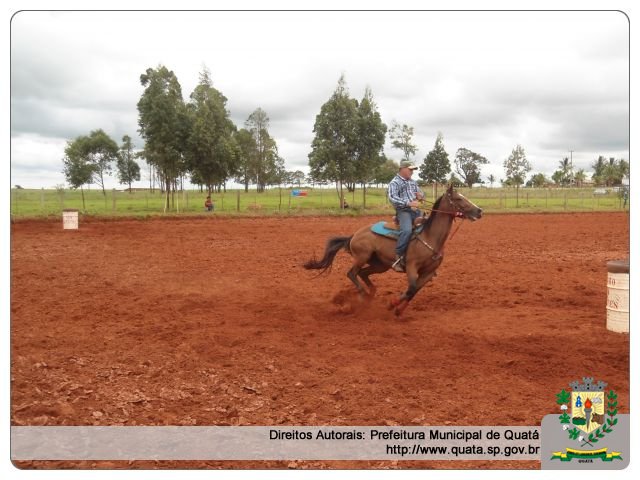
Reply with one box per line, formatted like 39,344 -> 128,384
10,10 -> 629,189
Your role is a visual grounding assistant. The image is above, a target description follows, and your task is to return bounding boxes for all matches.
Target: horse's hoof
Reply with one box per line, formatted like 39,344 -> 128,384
387,298 -> 399,310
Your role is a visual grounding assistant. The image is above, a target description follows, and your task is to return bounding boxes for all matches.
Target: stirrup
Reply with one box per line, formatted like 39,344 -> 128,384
392,256 -> 405,272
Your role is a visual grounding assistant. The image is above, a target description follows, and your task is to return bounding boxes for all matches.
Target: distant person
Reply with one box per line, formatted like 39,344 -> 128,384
205,195 -> 214,212
388,160 -> 425,272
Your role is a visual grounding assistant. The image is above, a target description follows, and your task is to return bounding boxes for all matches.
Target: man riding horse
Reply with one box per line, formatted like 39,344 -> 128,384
388,160 -> 425,272
303,184 -> 483,316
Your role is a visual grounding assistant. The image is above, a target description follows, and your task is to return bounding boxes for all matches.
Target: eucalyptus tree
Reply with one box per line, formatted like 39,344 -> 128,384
245,108 -> 279,193
185,68 -> 238,194
234,128 -> 257,192
137,65 -> 189,211
116,135 -> 141,192
389,121 -> 417,162
351,86 -> 387,190
308,74 -> 359,207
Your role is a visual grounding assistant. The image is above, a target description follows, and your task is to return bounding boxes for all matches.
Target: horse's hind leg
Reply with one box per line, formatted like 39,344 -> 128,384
358,256 -> 388,297
346,248 -> 376,298
346,262 -> 367,298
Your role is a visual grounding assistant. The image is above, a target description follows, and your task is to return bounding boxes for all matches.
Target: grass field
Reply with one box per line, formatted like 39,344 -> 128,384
9,186 -> 629,218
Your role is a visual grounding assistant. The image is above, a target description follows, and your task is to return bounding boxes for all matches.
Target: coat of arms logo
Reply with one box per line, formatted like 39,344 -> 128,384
552,377 -> 622,462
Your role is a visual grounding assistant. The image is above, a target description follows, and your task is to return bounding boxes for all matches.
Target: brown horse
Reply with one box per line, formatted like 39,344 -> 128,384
303,185 -> 483,315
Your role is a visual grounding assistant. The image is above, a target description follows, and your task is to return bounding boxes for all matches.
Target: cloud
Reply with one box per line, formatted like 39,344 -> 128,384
10,10 -> 629,188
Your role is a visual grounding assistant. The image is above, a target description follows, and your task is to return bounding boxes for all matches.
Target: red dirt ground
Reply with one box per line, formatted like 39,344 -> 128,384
10,212 -> 629,470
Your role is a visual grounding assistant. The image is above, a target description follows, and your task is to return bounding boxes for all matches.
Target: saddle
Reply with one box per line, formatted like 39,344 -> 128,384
371,217 -> 425,239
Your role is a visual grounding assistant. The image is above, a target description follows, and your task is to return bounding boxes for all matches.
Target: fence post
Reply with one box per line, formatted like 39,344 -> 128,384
237,190 -> 241,212
363,184 -> 367,210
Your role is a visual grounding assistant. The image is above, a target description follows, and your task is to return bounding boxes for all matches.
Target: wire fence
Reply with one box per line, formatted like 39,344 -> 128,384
9,186 -> 630,218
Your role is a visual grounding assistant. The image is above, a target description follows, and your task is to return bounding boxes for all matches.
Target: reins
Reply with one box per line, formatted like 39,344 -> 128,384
414,195 -> 467,257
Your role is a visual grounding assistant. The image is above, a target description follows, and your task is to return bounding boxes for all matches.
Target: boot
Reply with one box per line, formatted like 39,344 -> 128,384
392,254 -> 405,272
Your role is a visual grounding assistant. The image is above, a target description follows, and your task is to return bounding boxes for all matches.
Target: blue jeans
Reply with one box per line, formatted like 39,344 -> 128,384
395,208 -> 421,256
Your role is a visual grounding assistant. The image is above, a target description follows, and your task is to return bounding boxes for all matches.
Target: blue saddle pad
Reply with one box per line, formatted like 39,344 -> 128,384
371,221 -> 424,239
371,221 -> 400,239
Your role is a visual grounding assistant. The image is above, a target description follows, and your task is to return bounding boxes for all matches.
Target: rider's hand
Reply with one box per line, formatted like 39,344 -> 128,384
416,192 -> 424,201
408,200 -> 420,208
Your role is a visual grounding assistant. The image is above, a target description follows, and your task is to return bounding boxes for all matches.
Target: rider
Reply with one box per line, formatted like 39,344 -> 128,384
388,160 -> 425,272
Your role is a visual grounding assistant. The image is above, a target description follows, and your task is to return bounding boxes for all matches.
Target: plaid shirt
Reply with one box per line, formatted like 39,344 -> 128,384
388,174 -> 423,209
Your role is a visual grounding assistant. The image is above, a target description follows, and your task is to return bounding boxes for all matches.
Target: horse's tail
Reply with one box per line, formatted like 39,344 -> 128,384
303,236 -> 352,274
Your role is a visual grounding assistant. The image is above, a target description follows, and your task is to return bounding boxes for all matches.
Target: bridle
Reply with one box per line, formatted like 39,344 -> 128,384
421,192 -> 468,219
414,192 -> 470,258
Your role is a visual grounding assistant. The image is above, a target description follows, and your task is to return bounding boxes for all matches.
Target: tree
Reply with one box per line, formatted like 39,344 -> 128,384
574,169 -> 587,187
448,172 -> 464,187
245,107 -> 279,193
352,86 -> 387,190
551,170 -> 564,186
116,135 -> 141,192
234,128 -> 257,192
420,132 -> 450,196
454,147 -> 488,187
528,172 -> 549,188
137,65 -> 188,211
85,129 -> 119,197
185,68 -> 238,194
503,144 -> 531,206
373,158 -> 398,186
389,121 -> 417,161
488,174 -> 496,187
308,74 -> 359,208
62,137 -> 95,211
289,170 -> 306,187
602,158 -> 629,186
591,156 -> 607,186
552,157 -> 574,186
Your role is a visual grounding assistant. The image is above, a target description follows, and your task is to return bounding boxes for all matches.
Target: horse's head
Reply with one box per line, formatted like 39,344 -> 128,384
444,185 -> 483,221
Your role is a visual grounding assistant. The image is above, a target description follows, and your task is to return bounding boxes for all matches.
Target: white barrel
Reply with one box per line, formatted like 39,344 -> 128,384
606,260 -> 629,333
62,209 -> 79,230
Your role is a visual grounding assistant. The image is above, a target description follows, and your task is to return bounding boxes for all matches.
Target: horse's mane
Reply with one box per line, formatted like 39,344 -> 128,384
424,195 -> 443,229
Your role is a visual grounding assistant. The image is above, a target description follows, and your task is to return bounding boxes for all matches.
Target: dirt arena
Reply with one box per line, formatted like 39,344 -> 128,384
11,211 -> 629,470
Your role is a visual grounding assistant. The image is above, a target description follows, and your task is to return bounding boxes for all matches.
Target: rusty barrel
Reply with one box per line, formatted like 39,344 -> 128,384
606,259 -> 629,333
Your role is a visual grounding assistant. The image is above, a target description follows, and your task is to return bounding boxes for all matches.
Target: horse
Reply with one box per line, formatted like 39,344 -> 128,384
303,185 -> 483,316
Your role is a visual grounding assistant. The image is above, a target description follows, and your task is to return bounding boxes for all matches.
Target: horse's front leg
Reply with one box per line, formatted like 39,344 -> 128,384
390,268 -> 438,316
388,264 -> 419,315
